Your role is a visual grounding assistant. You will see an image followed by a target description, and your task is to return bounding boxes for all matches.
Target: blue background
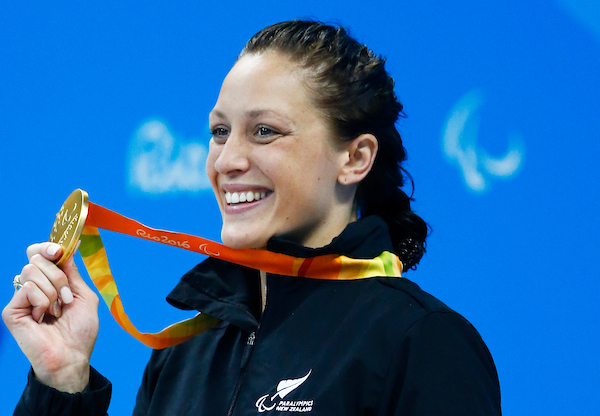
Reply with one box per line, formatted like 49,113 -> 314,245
1,1 -> 599,414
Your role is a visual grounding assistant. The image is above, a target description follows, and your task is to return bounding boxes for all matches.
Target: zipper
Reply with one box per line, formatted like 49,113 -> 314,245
226,275 -> 268,416
247,332 -> 256,346
226,331 -> 256,416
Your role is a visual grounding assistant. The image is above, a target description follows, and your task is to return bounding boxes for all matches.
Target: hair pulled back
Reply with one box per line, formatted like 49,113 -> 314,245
241,20 -> 428,270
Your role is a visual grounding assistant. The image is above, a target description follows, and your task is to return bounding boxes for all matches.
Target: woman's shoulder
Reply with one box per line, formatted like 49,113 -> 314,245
368,277 -> 502,414
358,277 -> 495,357
362,276 -> 462,326
376,277 -> 454,312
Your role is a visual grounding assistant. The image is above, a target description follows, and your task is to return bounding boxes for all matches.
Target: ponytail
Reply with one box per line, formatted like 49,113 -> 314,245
357,127 -> 428,271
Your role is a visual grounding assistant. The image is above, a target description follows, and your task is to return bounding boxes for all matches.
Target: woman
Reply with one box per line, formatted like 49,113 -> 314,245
3,21 -> 501,415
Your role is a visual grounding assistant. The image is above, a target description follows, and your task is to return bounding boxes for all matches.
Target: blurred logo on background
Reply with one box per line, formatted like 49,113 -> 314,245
442,89 -> 525,193
128,120 -> 211,194
554,0 -> 600,42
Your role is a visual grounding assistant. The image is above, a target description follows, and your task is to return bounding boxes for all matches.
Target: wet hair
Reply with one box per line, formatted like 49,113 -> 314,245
240,20 -> 428,270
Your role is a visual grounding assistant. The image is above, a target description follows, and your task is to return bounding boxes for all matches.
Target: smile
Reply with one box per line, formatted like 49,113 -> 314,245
225,191 -> 270,205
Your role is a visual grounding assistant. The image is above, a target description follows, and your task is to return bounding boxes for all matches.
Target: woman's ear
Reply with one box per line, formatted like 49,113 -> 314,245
337,134 -> 378,185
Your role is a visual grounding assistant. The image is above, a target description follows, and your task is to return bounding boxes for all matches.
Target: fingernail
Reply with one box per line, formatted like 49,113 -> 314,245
47,244 -> 60,256
60,286 -> 74,304
38,313 -> 45,324
53,301 -> 61,317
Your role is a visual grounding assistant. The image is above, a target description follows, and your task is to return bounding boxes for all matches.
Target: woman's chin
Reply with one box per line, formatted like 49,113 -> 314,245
221,231 -> 268,250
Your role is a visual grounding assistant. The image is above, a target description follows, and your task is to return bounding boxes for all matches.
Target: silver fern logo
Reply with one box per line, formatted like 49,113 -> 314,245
442,89 -> 524,192
255,370 -> 313,413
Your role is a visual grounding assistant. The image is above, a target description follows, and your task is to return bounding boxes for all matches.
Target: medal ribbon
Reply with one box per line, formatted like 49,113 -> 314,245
77,202 -> 403,349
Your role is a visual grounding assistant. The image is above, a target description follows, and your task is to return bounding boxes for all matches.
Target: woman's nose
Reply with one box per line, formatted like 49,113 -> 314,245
213,134 -> 251,176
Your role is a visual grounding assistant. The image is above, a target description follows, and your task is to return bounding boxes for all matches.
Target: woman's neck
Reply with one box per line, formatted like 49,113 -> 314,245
260,270 -> 267,314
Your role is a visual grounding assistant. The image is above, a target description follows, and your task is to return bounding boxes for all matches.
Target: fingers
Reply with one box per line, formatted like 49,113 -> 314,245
19,264 -> 63,319
26,242 -> 63,263
19,242 -> 75,319
16,240 -> 95,324
4,278 -> 54,324
29,254 -> 69,293
21,281 -> 52,323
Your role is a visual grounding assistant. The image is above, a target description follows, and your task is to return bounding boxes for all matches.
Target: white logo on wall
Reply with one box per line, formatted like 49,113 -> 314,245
255,370 -> 313,413
554,0 -> 600,42
442,89 -> 525,192
128,120 -> 211,194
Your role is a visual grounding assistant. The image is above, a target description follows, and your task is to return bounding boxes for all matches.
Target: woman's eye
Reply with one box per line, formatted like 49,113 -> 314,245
255,126 -> 284,142
212,127 -> 229,136
257,126 -> 275,137
211,127 -> 229,142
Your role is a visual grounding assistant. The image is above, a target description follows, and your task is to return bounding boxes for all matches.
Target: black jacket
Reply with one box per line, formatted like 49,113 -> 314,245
15,216 -> 501,415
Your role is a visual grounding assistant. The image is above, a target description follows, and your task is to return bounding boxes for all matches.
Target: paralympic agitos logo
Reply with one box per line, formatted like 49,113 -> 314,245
255,370 -> 313,413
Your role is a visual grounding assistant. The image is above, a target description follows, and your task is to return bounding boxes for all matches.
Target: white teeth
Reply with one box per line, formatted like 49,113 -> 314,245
225,191 -> 269,205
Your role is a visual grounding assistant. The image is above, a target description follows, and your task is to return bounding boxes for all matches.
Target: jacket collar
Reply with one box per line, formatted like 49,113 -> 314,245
166,216 -> 393,332
265,215 -> 393,259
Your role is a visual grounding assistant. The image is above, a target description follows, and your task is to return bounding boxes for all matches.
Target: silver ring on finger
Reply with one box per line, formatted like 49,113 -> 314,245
13,274 -> 23,290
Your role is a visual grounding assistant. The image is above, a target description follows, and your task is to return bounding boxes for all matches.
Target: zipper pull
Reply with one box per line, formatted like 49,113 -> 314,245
240,331 -> 256,370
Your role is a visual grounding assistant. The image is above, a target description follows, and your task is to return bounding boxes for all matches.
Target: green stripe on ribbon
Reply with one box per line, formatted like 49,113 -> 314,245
79,233 -> 104,257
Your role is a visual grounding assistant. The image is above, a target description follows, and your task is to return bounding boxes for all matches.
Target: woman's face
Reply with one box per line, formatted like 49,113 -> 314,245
207,52 -> 354,249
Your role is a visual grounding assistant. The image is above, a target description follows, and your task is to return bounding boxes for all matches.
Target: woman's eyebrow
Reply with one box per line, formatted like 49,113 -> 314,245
210,108 -> 294,125
246,109 -> 293,123
209,109 -> 226,119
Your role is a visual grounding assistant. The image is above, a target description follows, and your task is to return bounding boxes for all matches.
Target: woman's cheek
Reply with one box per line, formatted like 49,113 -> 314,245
206,146 -> 221,194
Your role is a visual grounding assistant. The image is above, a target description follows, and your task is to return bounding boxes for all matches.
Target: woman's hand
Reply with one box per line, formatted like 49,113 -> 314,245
2,242 -> 99,393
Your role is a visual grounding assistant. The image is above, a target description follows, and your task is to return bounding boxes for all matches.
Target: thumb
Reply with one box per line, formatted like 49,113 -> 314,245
59,244 -> 91,297
61,249 -> 80,279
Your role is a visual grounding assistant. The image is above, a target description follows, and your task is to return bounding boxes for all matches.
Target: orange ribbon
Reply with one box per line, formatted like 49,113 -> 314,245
78,200 -> 403,349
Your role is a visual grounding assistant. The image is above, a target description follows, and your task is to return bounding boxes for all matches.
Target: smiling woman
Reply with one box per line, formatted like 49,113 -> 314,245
3,20 -> 501,415
208,51 -> 366,250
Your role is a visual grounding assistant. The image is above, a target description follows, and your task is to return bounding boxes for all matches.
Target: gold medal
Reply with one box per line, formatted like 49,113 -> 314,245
49,189 -> 89,266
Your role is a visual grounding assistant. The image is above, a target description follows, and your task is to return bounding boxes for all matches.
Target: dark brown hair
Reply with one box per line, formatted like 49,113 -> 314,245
241,20 -> 428,270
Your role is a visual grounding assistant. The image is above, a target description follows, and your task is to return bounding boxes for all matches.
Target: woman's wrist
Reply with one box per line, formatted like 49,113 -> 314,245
33,361 -> 91,393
